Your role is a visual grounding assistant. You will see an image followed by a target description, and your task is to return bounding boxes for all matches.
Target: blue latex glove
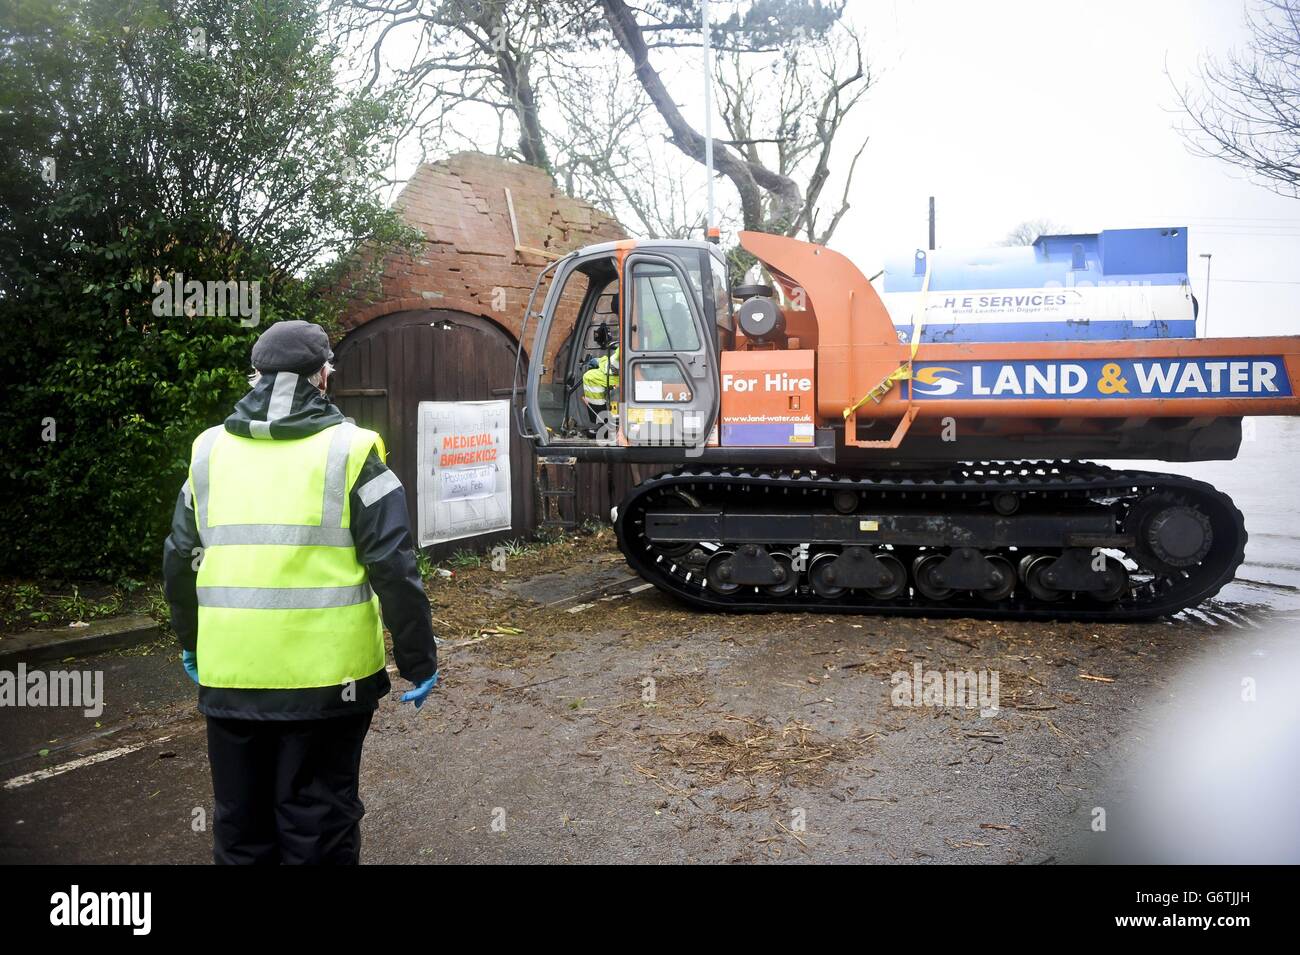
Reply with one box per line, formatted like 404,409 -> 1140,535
181,649 -> 200,685
400,671 -> 439,709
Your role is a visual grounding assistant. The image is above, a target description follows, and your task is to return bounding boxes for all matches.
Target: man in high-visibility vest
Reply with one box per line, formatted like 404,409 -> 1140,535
162,320 -> 438,865
582,344 -> 620,418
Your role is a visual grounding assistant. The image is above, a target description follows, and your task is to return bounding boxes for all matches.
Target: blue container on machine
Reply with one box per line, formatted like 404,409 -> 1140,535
879,227 -> 1197,343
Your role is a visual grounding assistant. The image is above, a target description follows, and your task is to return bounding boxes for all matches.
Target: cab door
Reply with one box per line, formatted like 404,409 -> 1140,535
620,252 -> 719,447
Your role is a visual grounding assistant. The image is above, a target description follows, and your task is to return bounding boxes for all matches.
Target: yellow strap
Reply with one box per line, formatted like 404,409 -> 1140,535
843,254 -> 932,418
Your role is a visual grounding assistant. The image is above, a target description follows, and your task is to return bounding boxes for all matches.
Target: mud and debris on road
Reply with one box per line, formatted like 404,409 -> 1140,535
3,521 -> 1282,865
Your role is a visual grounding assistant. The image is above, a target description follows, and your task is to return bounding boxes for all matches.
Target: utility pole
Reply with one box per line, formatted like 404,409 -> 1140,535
702,0 -> 717,241
928,196 -> 936,251
1199,252 -> 1212,337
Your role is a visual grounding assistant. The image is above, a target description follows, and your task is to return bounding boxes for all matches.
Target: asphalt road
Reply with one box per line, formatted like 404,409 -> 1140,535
2,585 -> 1284,864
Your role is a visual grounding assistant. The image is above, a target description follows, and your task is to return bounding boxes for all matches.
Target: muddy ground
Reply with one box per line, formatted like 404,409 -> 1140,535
0,526 -> 1286,864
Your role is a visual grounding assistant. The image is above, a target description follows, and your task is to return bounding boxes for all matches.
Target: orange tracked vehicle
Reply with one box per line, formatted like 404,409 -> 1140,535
515,230 -> 1300,619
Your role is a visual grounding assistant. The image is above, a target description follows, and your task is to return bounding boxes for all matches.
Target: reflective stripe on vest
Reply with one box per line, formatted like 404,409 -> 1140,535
583,357 -> 620,413
188,422 -> 387,690
356,469 -> 402,507
196,583 -> 374,609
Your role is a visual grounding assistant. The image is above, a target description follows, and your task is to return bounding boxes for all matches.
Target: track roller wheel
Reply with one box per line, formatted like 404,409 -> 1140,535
992,492 -> 1020,516
764,552 -> 800,597
979,555 -> 1016,602
808,552 -> 846,599
1089,555 -> 1129,602
912,554 -> 953,601
1020,554 -> 1062,602
868,554 -> 908,600
705,550 -> 740,595
832,490 -> 858,514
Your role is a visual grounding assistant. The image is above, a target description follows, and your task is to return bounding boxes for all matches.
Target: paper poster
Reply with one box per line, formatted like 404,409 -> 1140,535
416,400 -> 512,546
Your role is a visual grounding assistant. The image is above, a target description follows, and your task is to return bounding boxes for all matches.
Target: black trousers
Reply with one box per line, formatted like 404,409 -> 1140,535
205,711 -> 373,865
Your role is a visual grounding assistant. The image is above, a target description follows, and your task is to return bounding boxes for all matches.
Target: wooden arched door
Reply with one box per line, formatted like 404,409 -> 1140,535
330,309 -> 534,559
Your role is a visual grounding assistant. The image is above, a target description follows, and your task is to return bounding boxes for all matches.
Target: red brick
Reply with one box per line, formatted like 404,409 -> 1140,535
339,152 -> 625,338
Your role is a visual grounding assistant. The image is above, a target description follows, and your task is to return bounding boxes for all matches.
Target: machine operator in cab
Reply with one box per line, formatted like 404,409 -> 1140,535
582,291 -> 620,427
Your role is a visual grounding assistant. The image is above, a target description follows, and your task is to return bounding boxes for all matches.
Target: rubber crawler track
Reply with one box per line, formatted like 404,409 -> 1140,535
615,462 -> 1247,621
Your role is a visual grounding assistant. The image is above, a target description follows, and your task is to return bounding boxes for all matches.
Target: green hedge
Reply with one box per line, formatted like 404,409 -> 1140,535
0,0 -> 418,578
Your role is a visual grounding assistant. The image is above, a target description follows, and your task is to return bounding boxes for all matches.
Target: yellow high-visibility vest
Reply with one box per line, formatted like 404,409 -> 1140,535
583,351 -> 620,414
187,422 -> 389,689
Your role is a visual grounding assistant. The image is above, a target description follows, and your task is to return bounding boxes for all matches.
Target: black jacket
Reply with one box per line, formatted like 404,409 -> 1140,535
162,373 -> 438,720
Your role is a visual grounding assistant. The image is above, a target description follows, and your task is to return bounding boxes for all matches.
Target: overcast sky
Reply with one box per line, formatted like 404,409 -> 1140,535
375,0 -> 1298,336
831,0 -> 1300,336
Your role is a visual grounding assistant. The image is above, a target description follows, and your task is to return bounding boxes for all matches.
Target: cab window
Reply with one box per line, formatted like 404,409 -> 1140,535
631,361 -> 693,403
630,262 -> 700,352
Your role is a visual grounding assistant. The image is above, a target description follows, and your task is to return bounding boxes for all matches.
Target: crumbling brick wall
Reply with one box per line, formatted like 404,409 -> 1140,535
341,152 -> 626,340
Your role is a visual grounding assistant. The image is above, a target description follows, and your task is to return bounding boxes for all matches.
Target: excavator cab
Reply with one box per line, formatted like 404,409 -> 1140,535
517,240 -> 730,456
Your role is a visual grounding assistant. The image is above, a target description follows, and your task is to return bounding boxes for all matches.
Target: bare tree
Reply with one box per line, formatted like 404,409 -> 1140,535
1002,218 -> 1067,246
327,0 -> 871,242
326,0 -> 593,174
599,0 -> 869,238
1174,0 -> 1300,199
713,25 -> 870,241
548,64 -> 704,238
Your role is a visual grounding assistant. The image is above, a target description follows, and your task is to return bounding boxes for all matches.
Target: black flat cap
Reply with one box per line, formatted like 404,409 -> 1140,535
251,320 -> 334,375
